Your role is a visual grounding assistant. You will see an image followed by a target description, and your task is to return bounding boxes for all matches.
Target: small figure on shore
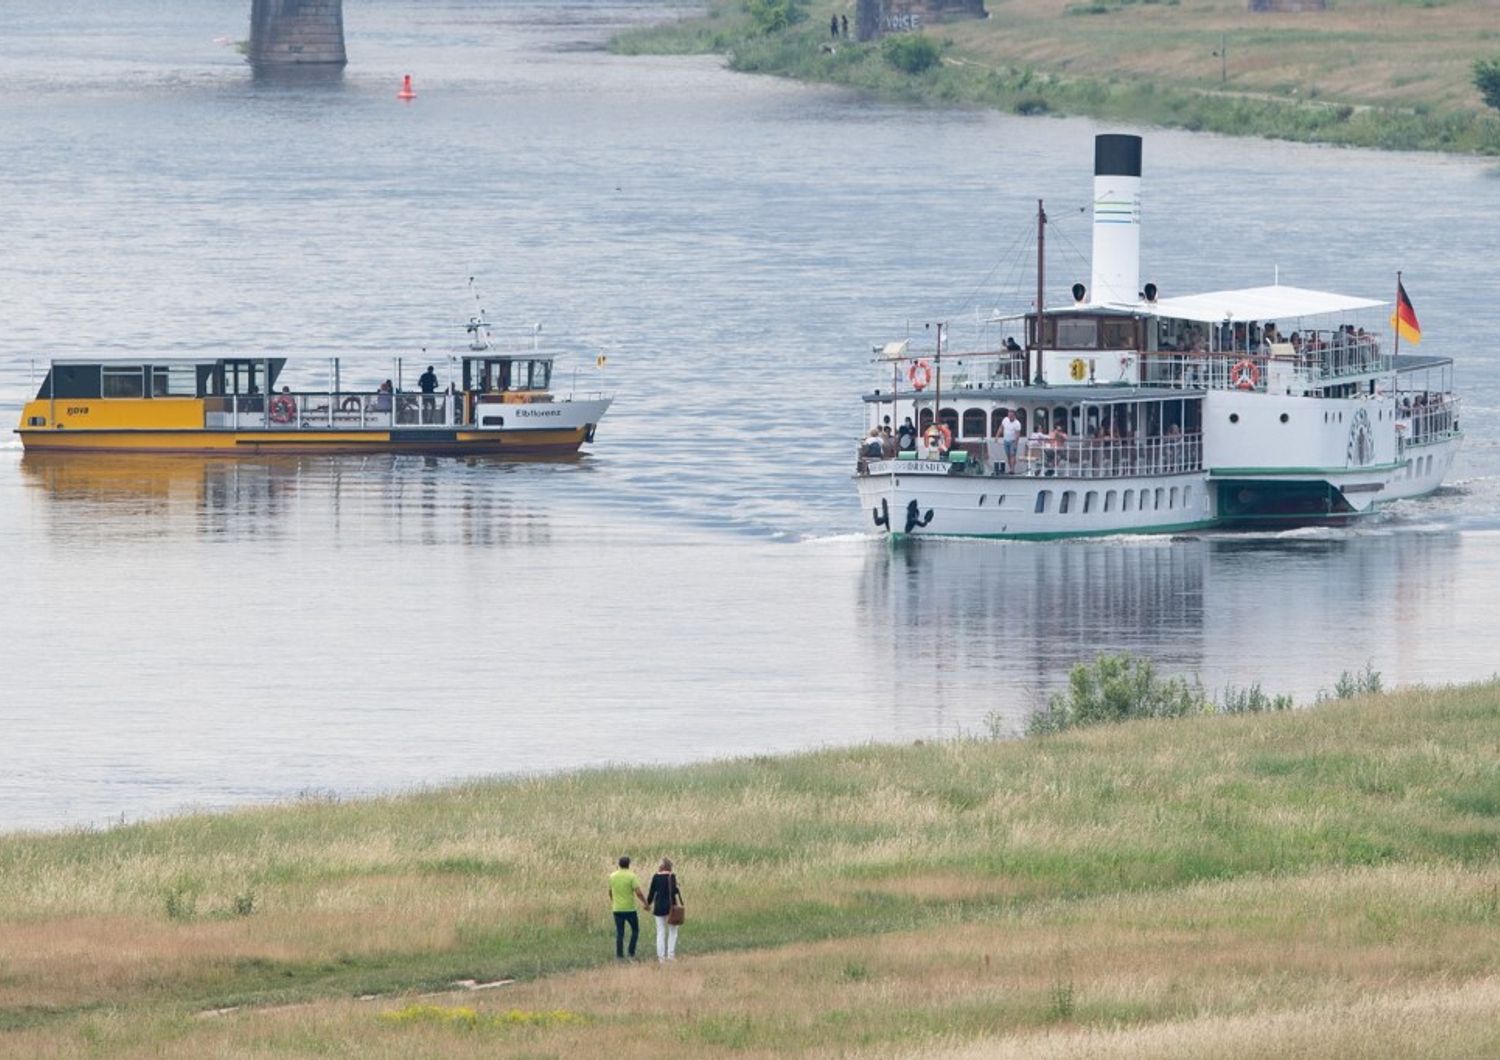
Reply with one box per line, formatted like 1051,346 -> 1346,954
609,855 -> 647,961
647,857 -> 684,963
841,14 -> 849,37
830,13 -> 839,37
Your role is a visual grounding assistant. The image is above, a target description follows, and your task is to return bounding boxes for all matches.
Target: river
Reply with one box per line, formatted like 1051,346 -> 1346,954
2,0 -> 1498,830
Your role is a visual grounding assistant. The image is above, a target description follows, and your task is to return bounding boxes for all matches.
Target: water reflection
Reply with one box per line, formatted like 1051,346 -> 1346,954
18,452 -> 559,548
858,529 -> 1474,714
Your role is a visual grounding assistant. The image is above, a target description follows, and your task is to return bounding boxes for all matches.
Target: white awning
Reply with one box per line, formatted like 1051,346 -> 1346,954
1144,285 -> 1385,324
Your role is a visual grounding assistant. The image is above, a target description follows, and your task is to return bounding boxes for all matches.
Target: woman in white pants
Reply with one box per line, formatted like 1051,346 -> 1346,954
645,857 -> 683,962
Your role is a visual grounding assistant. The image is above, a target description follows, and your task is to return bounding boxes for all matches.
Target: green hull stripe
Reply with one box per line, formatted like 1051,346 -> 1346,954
890,518 -> 1219,542
1209,463 -> 1400,477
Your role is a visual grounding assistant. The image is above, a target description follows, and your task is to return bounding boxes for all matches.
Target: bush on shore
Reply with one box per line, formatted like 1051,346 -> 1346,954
882,34 -> 942,75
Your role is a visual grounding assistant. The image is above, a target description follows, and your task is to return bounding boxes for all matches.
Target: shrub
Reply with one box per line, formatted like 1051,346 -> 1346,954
1219,683 -> 1293,715
1317,661 -> 1383,703
882,34 -> 941,75
1014,95 -> 1050,115
743,0 -> 804,35
1475,57 -> 1500,111
1026,654 -> 1210,735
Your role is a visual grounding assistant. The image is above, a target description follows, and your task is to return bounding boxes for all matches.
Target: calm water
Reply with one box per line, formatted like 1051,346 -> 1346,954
3,0 -> 1499,831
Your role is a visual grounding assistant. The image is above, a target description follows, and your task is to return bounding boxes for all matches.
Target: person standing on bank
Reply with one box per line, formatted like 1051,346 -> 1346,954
646,858 -> 684,963
609,855 -> 647,961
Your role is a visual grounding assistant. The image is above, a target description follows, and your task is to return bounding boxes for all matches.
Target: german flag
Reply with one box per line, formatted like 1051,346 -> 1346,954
1392,279 -> 1422,345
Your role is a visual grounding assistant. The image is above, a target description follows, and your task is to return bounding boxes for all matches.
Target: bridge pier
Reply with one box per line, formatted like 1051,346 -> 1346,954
248,0 -> 347,67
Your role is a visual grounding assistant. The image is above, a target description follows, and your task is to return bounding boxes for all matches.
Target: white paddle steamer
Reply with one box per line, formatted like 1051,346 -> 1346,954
856,134 -> 1460,540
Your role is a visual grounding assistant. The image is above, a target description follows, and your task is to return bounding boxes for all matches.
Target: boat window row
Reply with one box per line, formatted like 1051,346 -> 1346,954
1031,484 -> 1195,515
915,397 -> 1202,441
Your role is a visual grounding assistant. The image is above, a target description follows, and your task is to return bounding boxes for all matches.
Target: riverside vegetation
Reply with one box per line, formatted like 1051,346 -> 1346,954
610,0 -> 1500,155
2,666 -> 1500,1056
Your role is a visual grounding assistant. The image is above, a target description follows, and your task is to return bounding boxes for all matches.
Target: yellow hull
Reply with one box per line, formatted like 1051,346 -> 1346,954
16,427 -> 589,455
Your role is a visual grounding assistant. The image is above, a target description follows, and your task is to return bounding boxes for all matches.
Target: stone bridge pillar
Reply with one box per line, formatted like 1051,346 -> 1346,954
249,0 -> 347,67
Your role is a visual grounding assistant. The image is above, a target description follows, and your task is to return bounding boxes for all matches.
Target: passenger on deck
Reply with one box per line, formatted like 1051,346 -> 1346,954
375,379 -> 393,413
862,428 -> 885,459
880,425 -> 896,458
1004,337 -> 1022,353
1000,408 -> 1022,473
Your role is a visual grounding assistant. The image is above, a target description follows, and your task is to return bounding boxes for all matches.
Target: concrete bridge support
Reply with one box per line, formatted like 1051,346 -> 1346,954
248,0 -> 347,67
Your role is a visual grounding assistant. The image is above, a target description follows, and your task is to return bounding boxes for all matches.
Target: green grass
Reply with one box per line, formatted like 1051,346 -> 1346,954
2,681 -> 1500,1055
610,0 -> 1500,154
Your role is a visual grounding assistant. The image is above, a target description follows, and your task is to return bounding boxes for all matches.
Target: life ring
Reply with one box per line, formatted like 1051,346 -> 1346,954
1069,357 -> 1087,382
922,423 -> 952,451
268,393 -> 297,424
907,359 -> 932,391
1230,359 -> 1261,391
340,395 -> 362,412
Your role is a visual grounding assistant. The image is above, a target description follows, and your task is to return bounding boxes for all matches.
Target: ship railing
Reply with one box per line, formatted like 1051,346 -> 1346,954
1141,354 -> 1264,392
864,433 -> 1204,478
207,392 -> 461,430
1143,337 -> 1387,392
872,349 -> 1029,391
1396,394 -> 1460,447
1018,433 -> 1204,479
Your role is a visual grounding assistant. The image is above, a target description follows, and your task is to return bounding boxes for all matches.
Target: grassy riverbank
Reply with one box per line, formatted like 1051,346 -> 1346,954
4,682 -> 1500,1056
611,0 -> 1500,155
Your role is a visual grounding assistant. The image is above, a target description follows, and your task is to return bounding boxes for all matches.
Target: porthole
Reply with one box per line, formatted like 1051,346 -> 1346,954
1229,413 -> 1240,424
978,494 -> 987,507
1279,413 -> 1289,423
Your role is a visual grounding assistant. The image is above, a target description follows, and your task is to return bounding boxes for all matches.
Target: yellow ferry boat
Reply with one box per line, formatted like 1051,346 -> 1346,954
15,344 -> 612,456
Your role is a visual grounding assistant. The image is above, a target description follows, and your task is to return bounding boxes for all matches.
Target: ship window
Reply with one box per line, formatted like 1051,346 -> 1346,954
1170,486 -> 1179,508
151,365 -> 198,397
1122,489 -> 1134,512
1055,318 -> 1098,349
1105,490 -> 1117,513
962,408 -> 987,438
1279,413 -> 1289,424
1229,413 -> 1240,424
101,365 -> 145,398
1033,408 -> 1048,433
978,495 -> 987,507
1084,490 -> 1097,513
995,494 -> 1005,509
939,407 -> 959,435
1100,319 -> 1134,350
1059,490 -> 1074,514
1183,485 -> 1193,508
1035,490 -> 1051,514
1155,487 -> 1165,510
918,408 -> 934,431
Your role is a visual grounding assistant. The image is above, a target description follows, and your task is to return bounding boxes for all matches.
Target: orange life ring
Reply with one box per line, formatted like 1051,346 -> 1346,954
907,359 -> 932,391
922,423 -> 953,451
268,393 -> 297,424
1231,359 -> 1261,391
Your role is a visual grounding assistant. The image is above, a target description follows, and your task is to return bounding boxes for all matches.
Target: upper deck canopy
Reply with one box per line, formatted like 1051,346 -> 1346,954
1141,285 -> 1385,324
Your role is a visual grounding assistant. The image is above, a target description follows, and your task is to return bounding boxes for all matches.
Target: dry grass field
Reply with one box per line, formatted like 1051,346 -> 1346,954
612,0 -> 1500,153
2,681 -> 1499,1056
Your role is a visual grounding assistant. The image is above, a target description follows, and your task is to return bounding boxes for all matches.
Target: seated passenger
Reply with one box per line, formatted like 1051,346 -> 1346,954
374,379 -> 393,412
862,428 -> 885,458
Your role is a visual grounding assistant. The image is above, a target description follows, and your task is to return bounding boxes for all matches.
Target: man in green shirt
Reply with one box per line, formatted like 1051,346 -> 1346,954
609,855 -> 647,960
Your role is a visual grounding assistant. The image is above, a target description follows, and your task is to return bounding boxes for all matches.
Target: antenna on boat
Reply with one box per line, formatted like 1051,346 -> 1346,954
1032,198 -> 1046,386
466,276 -> 492,351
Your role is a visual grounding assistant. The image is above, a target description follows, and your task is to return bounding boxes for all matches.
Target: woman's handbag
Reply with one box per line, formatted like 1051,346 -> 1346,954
666,874 -> 685,925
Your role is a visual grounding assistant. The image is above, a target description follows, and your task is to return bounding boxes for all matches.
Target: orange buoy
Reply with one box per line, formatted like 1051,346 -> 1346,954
397,74 -> 415,101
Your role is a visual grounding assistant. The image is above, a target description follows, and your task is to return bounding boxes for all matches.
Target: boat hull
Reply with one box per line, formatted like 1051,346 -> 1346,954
855,463 -> 1218,540
14,427 -> 592,456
